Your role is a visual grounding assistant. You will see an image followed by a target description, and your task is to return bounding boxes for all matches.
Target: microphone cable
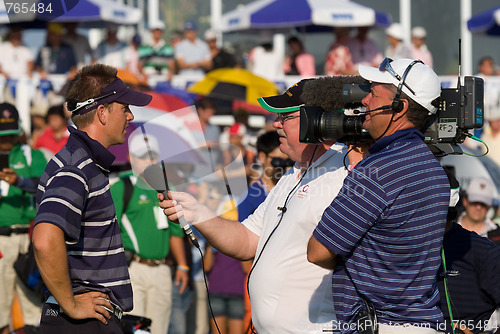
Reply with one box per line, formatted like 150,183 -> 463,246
194,237 -> 223,334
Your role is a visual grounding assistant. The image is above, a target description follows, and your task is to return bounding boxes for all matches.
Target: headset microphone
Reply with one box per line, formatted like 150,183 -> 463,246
353,105 -> 393,115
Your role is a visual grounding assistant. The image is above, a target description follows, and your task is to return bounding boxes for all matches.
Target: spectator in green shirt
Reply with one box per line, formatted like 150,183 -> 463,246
111,133 -> 189,334
0,102 -> 47,334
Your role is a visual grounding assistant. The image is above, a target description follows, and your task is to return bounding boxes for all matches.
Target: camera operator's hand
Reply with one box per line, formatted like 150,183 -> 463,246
347,143 -> 373,169
0,168 -> 18,185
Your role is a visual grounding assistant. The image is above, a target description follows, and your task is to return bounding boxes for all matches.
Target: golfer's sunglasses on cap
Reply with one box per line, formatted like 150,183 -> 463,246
66,91 -> 117,113
379,57 -> 420,96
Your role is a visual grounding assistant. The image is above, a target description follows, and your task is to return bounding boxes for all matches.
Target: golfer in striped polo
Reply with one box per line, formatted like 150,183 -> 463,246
32,64 -> 152,334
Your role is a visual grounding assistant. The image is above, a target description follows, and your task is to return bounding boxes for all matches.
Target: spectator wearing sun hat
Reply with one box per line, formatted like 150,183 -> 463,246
175,21 -> 212,77
384,23 -> 412,60
411,26 -> 433,68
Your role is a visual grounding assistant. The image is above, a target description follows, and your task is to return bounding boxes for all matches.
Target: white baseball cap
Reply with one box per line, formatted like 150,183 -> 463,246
385,23 -> 404,40
129,134 -> 160,158
149,21 -> 165,31
204,29 -> 217,41
412,26 -> 427,39
358,58 -> 441,114
467,177 -> 495,206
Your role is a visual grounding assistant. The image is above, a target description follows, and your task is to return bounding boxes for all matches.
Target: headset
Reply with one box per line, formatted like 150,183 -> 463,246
391,60 -> 424,113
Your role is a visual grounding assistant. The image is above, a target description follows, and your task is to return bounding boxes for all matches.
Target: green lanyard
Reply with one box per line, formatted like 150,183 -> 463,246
441,247 -> 455,334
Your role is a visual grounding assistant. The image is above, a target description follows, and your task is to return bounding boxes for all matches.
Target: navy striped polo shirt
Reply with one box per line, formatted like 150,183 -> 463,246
313,128 -> 449,332
35,126 -> 133,311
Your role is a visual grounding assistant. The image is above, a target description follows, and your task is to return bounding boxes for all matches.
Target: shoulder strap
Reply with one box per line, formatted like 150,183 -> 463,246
122,176 -> 133,213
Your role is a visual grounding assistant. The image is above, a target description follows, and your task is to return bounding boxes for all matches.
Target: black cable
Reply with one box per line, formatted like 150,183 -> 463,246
343,147 -> 353,171
196,240 -> 222,334
245,145 -> 318,333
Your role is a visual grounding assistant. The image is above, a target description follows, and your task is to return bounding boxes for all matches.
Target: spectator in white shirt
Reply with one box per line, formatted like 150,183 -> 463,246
0,26 -> 34,79
175,21 -> 212,77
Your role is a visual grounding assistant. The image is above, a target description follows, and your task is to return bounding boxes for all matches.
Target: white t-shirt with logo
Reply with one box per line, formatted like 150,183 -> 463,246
243,143 -> 348,333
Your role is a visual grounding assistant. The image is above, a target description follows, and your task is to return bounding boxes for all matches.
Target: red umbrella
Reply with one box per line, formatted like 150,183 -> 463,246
145,91 -> 190,112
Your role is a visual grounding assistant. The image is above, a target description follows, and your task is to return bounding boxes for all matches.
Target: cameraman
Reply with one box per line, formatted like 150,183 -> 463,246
308,58 -> 450,333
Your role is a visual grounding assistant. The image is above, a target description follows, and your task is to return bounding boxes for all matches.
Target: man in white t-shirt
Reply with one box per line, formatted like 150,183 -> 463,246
158,79 -> 354,333
0,26 -> 34,79
174,21 -> 212,77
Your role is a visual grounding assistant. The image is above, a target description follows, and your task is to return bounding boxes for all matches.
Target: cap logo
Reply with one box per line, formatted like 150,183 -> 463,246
286,80 -> 306,97
480,183 -> 486,190
1,109 -> 14,123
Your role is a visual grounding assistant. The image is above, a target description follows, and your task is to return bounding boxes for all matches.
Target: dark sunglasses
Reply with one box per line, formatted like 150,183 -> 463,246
270,157 -> 295,169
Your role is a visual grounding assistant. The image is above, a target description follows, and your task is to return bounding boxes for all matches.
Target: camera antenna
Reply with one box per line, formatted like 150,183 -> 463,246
457,39 -> 462,89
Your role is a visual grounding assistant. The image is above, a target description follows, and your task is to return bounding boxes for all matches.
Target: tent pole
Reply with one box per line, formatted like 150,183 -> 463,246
400,0 -> 411,45
460,0 -> 472,76
211,0 -> 222,46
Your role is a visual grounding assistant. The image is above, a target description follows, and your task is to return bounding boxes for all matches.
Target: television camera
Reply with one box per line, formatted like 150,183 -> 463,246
298,75 -> 484,156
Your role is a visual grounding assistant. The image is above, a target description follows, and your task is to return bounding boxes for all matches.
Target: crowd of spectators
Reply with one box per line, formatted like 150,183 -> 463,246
2,17 -> 500,334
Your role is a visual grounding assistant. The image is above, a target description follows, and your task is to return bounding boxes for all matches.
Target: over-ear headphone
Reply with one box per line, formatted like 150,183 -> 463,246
391,60 -> 424,113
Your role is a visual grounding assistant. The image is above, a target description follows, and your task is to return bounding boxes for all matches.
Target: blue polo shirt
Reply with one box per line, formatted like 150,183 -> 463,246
237,178 -> 268,221
313,128 -> 449,332
35,126 -> 133,311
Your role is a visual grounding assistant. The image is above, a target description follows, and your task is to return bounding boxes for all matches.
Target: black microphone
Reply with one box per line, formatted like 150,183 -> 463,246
143,163 -> 200,248
353,105 -> 393,115
277,206 -> 287,212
